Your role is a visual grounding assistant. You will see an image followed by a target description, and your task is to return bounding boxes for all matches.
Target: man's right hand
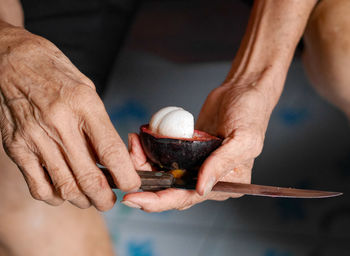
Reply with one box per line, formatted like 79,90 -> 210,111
0,23 -> 141,211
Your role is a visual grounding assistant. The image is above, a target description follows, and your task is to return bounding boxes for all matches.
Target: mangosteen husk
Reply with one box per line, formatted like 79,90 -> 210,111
139,124 -> 222,173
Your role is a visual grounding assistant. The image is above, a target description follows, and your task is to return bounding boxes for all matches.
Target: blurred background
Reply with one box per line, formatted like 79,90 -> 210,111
24,0 -> 350,255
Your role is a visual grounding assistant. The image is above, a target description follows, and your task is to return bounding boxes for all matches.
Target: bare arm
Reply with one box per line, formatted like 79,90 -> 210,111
124,0 -> 319,212
0,0 -> 23,27
194,0 -> 319,196
226,0 -> 318,105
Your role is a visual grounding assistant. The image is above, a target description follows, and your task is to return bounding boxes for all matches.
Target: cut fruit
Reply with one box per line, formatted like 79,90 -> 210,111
139,124 -> 223,172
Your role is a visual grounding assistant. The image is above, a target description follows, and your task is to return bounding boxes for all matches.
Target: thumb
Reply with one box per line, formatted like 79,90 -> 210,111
196,135 -> 250,196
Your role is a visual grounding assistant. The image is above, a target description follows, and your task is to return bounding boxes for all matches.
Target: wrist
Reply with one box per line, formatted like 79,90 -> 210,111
222,0 -> 318,110
0,23 -> 35,55
223,64 -> 285,113
0,0 -> 24,27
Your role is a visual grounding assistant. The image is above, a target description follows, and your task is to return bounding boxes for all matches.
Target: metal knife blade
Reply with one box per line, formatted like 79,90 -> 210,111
210,181 -> 342,198
100,168 -> 342,198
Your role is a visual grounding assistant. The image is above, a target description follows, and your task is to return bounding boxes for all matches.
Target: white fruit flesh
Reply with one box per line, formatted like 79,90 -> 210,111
149,107 -> 194,138
149,106 -> 181,132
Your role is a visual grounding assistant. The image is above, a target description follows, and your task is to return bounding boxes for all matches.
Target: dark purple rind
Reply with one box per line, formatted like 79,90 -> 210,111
139,125 -> 223,171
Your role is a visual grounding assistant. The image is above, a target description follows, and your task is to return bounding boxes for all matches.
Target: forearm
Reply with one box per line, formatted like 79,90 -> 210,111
226,0 -> 317,105
0,0 -> 25,51
0,0 -> 24,27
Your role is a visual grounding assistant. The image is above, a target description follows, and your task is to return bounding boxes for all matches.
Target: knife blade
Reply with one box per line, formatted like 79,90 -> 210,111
100,168 -> 342,198
210,181 -> 342,198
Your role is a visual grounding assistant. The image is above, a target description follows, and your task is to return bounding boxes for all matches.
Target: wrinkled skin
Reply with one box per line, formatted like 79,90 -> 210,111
124,69 -> 278,212
0,0 -> 314,214
123,0 -> 316,212
0,27 -> 141,211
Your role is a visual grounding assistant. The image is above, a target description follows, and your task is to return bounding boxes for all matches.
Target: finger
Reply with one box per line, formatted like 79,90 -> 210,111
123,185 -> 245,212
83,103 -> 141,192
58,124 -> 117,212
12,148 -> 64,206
122,190 -> 236,212
128,133 -> 152,171
33,133 -> 91,209
0,106 -> 63,206
122,188 -> 207,212
196,134 -> 255,196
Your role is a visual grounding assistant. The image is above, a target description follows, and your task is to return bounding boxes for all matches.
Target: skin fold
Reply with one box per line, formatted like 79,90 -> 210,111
1,0 -> 350,254
0,1 -> 114,255
0,9 -> 141,212
0,0 -> 317,212
124,0 -> 318,212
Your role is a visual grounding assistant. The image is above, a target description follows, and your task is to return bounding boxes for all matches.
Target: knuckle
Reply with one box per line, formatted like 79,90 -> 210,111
55,178 -> 80,200
30,184 -> 52,201
99,148 -> 117,164
68,85 -> 99,110
42,101 -> 69,126
72,83 -> 96,96
98,143 -> 124,165
77,171 -> 109,195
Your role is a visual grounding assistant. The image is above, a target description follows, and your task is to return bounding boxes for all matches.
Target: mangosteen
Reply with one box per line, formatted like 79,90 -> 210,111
139,107 -> 222,176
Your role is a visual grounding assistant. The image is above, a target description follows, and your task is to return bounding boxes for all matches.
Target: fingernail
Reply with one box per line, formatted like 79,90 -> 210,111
203,177 -> 216,196
121,200 -> 141,209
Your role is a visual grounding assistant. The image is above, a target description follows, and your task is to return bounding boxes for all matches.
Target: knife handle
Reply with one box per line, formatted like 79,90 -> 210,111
99,167 -> 174,191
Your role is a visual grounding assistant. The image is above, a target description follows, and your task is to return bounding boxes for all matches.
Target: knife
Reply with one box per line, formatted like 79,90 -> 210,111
100,168 -> 342,198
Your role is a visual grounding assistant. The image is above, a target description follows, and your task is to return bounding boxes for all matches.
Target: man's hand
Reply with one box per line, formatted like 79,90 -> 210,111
123,70 -> 279,212
0,24 -> 141,211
